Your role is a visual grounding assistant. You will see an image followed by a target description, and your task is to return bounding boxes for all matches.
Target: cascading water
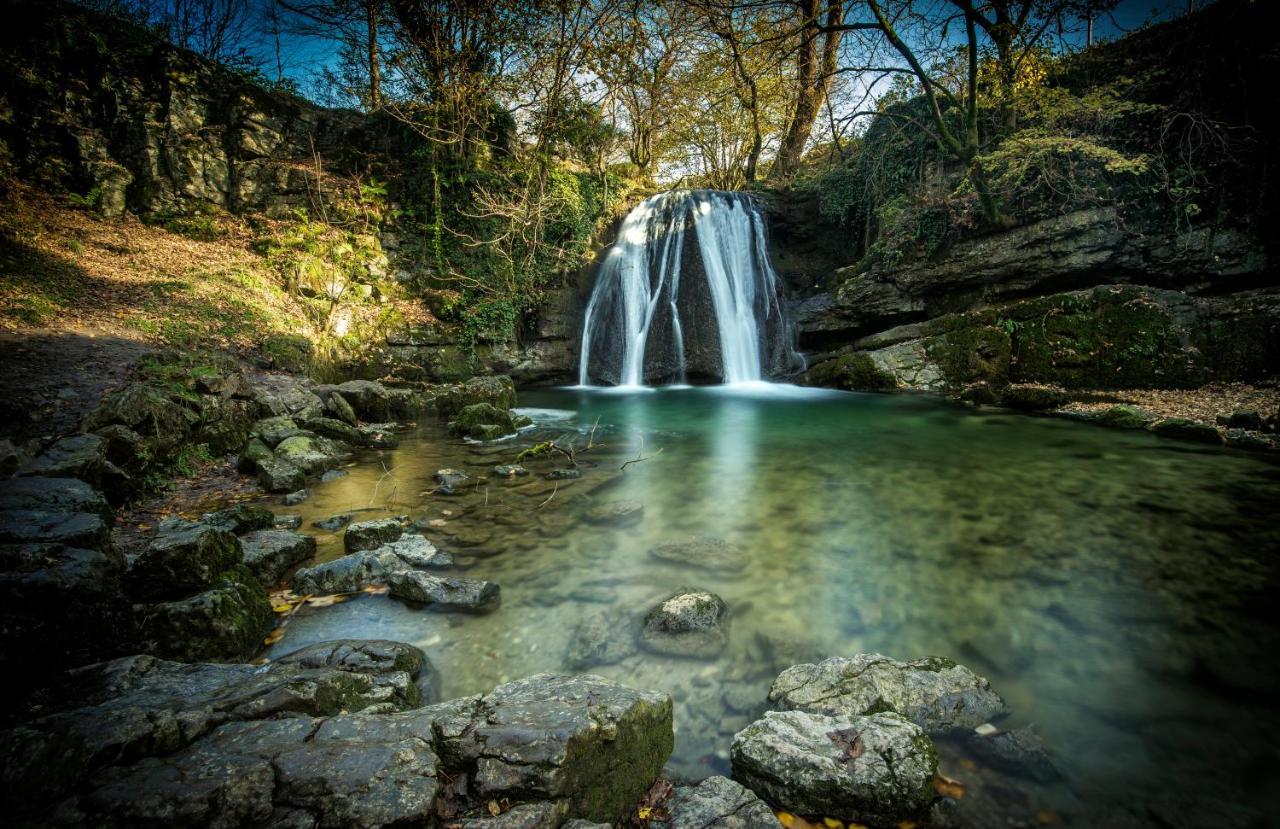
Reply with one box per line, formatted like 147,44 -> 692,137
577,190 -> 800,387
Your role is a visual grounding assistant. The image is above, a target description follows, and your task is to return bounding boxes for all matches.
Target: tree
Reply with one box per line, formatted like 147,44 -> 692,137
277,0 -> 388,110
769,0 -> 846,179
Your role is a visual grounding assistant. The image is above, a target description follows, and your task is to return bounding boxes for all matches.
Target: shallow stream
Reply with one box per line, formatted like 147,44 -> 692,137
262,385 -> 1280,826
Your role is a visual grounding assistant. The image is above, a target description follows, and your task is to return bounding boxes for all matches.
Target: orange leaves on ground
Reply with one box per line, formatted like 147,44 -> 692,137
933,772 -> 966,799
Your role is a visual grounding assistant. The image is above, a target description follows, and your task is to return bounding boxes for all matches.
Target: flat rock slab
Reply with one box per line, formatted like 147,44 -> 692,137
768,653 -> 1007,735
387,570 -> 500,613
649,537 -> 747,573
292,534 -> 452,595
731,710 -> 936,825
654,776 -> 781,828
239,529 -> 315,585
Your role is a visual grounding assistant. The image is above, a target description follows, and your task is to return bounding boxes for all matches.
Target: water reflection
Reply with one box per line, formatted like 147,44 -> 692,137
261,387 -> 1280,826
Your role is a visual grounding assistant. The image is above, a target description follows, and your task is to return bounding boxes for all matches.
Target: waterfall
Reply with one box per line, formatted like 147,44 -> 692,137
578,190 -> 798,387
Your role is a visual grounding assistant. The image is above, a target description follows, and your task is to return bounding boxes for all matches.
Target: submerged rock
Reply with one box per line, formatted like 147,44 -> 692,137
654,776 -> 780,829
641,590 -> 730,658
433,467 -> 471,495
649,537 -> 747,573
731,710 -> 936,825
584,500 -> 645,527
387,571 -> 500,613
967,725 -> 1058,782
282,488 -> 310,505
768,653 -> 1007,735
313,512 -> 354,531
564,608 -> 637,669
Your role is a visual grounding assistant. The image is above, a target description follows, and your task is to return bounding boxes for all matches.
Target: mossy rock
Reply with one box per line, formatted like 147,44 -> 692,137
447,402 -> 527,439
804,353 -> 896,391
1148,417 -> 1223,444
1097,405 -> 1154,429
999,384 -> 1071,411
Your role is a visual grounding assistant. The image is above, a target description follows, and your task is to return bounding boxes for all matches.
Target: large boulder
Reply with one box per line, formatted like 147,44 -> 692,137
273,433 -> 350,475
85,382 -> 198,462
126,522 -> 243,600
641,590 -> 730,658
327,380 -> 392,422
430,375 -> 518,418
436,673 -> 673,822
448,403 -> 530,440
768,653 -> 1007,735
654,776 -> 781,829
245,375 -> 325,419
731,710 -> 936,825
133,579 -> 273,662
256,456 -> 304,493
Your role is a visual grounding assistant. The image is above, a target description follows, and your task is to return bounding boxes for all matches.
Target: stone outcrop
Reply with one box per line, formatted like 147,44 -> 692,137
1,660 -> 676,827
802,284 -> 1280,393
794,207 -> 1268,347
641,590 -> 731,658
654,776 -> 781,829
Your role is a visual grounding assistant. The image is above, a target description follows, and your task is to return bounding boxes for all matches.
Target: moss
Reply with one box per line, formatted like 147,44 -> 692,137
1097,405 -> 1153,429
924,325 -> 1012,387
805,353 -> 897,391
999,384 -> 1071,411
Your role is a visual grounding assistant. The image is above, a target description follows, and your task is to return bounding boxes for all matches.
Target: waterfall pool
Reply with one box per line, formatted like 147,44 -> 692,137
261,385 -> 1280,826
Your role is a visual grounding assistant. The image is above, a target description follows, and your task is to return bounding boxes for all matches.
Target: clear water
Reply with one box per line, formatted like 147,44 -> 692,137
263,386 -> 1280,827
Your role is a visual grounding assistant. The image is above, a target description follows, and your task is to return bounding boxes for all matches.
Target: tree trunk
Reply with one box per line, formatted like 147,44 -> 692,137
366,0 -> 381,110
770,0 -> 843,180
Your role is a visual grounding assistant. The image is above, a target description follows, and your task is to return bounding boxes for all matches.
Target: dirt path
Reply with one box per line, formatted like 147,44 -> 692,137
0,326 -> 153,445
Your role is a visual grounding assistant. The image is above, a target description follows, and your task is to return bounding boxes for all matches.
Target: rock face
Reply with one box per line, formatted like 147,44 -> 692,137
793,207 -> 1267,347
768,653 -> 1007,735
0,0 -> 362,218
655,776 -> 781,829
134,579 -> 274,662
731,710 -> 937,825
641,590 -> 730,658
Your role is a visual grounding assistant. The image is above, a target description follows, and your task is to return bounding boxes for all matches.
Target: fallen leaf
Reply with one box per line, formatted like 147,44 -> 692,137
263,627 -> 286,645
487,800 -> 501,817
1036,811 -> 1059,825
827,727 -> 866,762
822,819 -> 844,829
363,584 -> 390,595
